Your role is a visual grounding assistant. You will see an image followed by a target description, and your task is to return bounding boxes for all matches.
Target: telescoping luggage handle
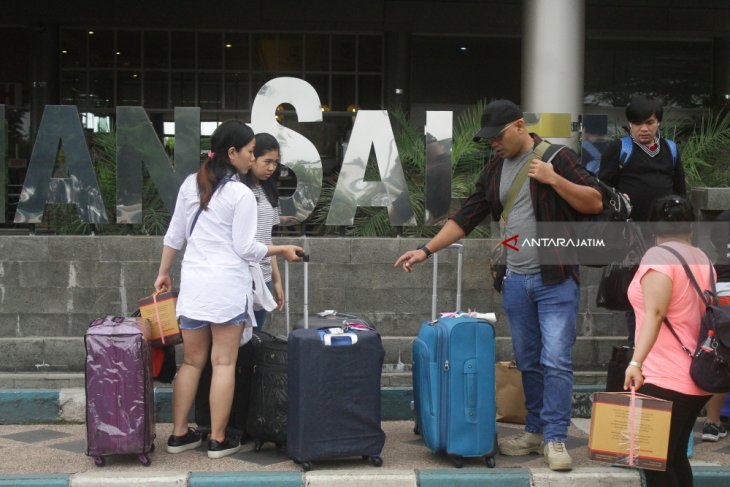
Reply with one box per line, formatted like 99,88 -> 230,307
285,250 -> 310,332
430,243 -> 463,321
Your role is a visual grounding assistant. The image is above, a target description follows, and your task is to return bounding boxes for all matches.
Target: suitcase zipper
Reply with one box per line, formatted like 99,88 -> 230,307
438,323 -> 450,449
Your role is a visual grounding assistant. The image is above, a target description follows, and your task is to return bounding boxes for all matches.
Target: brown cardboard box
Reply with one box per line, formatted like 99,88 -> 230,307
588,391 -> 672,471
138,291 -> 182,347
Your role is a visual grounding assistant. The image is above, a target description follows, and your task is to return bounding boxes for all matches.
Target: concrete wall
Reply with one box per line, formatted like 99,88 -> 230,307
0,236 -> 626,373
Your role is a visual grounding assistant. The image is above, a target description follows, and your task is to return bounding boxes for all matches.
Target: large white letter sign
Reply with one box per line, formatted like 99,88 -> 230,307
15,105 -> 108,224
326,110 -> 415,226
250,77 -> 322,226
116,107 -> 200,223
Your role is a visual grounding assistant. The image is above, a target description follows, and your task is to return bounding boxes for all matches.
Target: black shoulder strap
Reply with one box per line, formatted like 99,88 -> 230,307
657,244 -> 713,358
539,142 -> 567,165
189,177 -> 233,237
659,245 -> 712,307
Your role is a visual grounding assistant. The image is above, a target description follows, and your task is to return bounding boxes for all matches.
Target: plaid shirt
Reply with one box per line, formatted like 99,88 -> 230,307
451,134 -> 600,285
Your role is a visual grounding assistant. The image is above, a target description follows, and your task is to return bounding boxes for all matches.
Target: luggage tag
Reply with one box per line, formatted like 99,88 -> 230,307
318,327 -> 358,347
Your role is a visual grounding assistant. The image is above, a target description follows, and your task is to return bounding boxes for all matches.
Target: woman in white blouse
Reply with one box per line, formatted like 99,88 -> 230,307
154,120 -> 303,459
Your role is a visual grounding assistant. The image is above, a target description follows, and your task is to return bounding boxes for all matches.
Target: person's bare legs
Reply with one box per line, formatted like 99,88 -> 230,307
171,327 -> 212,436
702,393 -> 728,442
706,394 -> 727,424
208,322 -> 245,442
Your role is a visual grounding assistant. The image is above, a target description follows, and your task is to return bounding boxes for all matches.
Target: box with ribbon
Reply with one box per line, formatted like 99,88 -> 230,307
588,390 -> 671,471
138,291 -> 183,347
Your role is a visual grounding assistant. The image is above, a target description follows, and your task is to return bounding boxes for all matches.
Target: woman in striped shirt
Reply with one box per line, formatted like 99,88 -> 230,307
244,133 -> 283,329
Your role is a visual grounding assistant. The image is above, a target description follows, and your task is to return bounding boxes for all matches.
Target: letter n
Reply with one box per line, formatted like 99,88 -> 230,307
116,107 -> 200,223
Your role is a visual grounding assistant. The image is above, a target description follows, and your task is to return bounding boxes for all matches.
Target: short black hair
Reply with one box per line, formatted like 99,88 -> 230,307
648,194 -> 694,236
626,95 -> 664,124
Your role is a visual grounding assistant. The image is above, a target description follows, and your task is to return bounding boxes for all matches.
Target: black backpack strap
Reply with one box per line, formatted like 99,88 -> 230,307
537,142 -> 566,165
189,177 -> 233,237
659,245 -> 711,307
657,245 -> 712,358
661,317 -> 694,358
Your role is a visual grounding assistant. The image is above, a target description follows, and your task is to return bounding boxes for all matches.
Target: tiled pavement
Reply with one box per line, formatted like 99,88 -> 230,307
0,419 -> 728,474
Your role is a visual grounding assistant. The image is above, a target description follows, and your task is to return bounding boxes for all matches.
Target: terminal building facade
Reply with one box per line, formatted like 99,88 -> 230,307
1,0 -> 729,228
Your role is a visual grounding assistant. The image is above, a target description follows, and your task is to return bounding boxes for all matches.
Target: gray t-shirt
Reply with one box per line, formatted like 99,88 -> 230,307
499,151 -> 540,274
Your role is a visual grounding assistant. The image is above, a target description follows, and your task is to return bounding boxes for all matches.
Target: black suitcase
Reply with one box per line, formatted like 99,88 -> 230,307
246,330 -> 289,451
194,339 -> 255,442
286,257 -> 385,471
246,259 -> 375,454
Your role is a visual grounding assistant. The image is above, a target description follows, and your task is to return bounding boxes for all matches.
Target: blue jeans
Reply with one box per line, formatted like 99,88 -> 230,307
253,281 -> 274,331
502,270 -> 578,443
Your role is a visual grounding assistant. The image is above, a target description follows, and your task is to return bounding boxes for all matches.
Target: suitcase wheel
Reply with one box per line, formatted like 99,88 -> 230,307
448,454 -> 464,468
368,455 -> 383,467
254,440 -> 264,453
299,461 -> 312,471
138,454 -> 151,467
485,456 -> 496,468
93,456 -> 106,467
413,423 -> 420,435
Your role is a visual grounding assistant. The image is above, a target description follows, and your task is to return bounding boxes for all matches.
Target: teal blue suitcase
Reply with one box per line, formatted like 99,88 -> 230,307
411,244 -> 498,467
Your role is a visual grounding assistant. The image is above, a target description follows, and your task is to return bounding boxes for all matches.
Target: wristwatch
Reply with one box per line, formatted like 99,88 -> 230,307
418,244 -> 433,258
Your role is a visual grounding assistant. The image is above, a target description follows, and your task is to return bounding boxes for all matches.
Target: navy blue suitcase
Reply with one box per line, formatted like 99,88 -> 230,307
411,243 -> 498,467
285,257 -> 385,471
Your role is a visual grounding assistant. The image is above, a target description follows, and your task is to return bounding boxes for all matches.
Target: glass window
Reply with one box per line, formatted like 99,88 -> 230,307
584,39 -> 712,108
331,35 -> 356,72
358,75 -> 382,109
171,72 -> 195,106
88,30 -> 114,68
253,33 -> 277,72
331,75 -> 355,112
171,31 -> 195,69
198,32 -> 223,70
278,33 -> 303,72
61,71 -> 87,105
60,30 -> 87,68
89,71 -> 114,108
251,72 -> 277,98
304,74 -> 330,107
117,71 -> 141,105
117,31 -> 141,68
199,72 -> 222,109
358,35 -> 382,72
224,72 -> 249,110
144,71 -> 169,108
225,32 -> 249,70
144,31 -> 169,69
305,34 -> 329,71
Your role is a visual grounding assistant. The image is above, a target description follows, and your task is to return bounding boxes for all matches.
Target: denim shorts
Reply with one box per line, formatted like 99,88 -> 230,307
178,312 -> 247,330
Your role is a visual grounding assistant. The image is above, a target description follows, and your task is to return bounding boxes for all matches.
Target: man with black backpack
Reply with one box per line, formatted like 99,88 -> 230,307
395,99 -> 603,471
598,95 -> 688,345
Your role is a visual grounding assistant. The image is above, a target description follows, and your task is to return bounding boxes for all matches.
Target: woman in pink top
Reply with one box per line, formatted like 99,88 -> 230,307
624,195 -> 713,487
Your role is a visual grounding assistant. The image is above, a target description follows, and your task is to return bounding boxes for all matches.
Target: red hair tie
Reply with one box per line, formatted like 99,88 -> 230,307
208,151 -> 215,159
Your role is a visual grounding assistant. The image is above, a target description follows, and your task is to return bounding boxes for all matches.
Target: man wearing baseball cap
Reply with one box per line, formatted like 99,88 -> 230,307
395,99 -> 602,471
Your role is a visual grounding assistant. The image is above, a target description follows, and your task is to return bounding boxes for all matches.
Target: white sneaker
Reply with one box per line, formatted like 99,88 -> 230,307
498,431 -> 543,456
544,441 -> 572,471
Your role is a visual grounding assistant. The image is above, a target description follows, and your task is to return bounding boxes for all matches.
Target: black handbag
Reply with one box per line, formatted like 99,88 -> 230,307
605,345 -> 633,392
660,246 -> 730,393
596,222 -> 647,311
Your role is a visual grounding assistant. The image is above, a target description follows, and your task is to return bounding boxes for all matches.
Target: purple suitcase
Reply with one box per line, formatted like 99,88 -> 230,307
85,316 -> 155,467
